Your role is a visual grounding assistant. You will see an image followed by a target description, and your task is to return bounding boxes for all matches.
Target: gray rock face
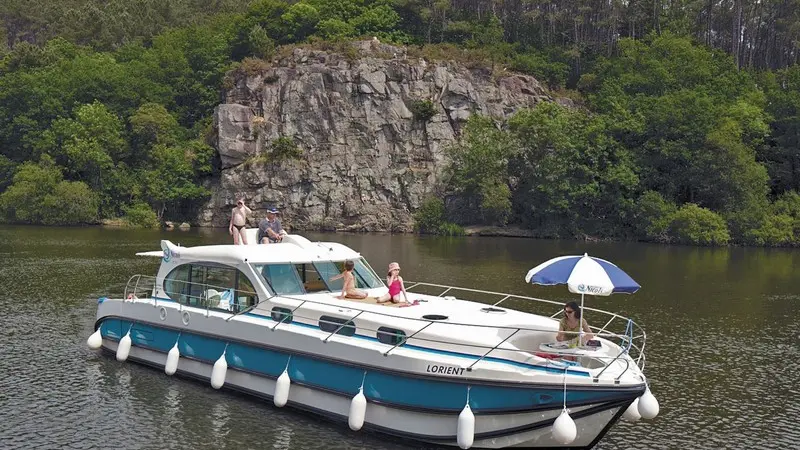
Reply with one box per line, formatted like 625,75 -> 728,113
202,42 -> 550,232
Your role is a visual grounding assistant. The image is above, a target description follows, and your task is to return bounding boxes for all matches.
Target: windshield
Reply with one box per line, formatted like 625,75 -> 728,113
254,263 -> 304,295
353,258 -> 384,288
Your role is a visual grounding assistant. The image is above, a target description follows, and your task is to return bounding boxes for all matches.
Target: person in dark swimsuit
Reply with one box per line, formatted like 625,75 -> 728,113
229,199 -> 252,245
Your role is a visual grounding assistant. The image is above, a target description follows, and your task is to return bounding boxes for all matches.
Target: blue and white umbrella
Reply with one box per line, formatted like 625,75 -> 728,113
525,253 -> 640,341
524,253 -> 640,296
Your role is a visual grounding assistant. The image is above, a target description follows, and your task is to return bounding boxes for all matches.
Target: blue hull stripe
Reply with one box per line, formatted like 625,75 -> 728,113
101,318 -> 640,413
149,296 -> 588,377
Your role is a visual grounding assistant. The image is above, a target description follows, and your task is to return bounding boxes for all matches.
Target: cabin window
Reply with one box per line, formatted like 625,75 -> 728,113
163,263 -> 258,312
313,261 -> 344,291
271,307 -> 293,324
377,327 -> 406,345
163,264 -> 191,303
294,263 -> 328,293
255,264 -> 304,295
235,274 -> 258,313
318,316 -> 356,336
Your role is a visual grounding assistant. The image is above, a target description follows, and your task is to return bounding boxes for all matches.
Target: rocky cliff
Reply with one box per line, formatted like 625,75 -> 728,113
200,41 -> 551,232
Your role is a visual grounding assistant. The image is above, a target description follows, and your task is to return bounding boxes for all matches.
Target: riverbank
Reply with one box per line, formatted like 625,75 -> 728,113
88,221 -> 800,247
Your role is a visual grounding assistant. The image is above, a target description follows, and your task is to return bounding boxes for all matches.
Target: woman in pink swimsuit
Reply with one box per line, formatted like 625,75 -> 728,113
377,262 -> 409,304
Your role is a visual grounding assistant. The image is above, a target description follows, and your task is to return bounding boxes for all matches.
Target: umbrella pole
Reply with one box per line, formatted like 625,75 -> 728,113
579,292 -> 585,346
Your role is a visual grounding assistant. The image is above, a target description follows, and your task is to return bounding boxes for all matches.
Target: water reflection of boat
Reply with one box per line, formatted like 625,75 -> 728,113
87,233 -> 658,449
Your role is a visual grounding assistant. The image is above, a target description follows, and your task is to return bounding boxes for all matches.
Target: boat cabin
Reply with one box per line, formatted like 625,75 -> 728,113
146,235 -> 386,314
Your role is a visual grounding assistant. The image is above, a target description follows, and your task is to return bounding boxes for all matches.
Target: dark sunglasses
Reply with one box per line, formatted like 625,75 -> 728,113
564,309 -> 574,314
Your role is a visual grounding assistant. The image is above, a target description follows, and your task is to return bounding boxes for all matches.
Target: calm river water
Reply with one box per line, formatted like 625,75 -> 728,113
0,225 -> 798,449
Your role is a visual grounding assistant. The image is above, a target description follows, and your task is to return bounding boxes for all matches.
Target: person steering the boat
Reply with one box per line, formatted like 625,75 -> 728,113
556,301 -> 594,347
257,207 -> 286,244
328,260 -> 368,299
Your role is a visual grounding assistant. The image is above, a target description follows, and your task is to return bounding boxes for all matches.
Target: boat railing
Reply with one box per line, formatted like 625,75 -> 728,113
402,281 -> 647,370
280,304 -> 635,380
124,275 -> 155,300
264,283 -> 646,377
122,275 -> 645,377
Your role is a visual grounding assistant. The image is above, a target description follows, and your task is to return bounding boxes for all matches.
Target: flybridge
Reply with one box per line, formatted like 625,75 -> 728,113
135,234 -> 363,264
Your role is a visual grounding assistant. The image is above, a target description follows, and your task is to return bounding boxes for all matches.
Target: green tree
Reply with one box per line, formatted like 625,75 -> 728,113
446,115 -> 516,225
247,24 -> 276,59
41,179 -> 99,225
0,154 -> 15,191
413,196 -> 463,235
281,2 -> 320,42
143,144 -> 210,220
0,155 -> 98,224
350,3 -> 402,38
585,34 -> 770,215
509,103 -> 638,237
668,203 -> 730,246
466,14 -> 511,70
122,202 -> 160,228
36,102 -> 127,214
760,67 -> 800,194
129,102 -> 182,156
316,18 -> 355,40
630,190 -> 678,242
232,0 -> 289,57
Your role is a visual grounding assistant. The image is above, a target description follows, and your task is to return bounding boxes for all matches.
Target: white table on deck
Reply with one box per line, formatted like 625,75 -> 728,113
538,341 -> 602,356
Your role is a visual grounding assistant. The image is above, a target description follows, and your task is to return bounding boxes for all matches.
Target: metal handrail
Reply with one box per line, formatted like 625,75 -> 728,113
272,300 -> 307,331
122,274 -> 647,375
255,301 -> 643,377
465,328 -> 520,372
403,282 -> 647,360
322,311 -> 364,343
383,321 -> 433,356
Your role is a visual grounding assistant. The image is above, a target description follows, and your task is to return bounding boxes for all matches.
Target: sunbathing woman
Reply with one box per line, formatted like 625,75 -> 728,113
329,260 -> 368,299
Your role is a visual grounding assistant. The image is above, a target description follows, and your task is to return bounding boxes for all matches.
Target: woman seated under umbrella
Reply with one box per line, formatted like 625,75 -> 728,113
556,301 -> 594,347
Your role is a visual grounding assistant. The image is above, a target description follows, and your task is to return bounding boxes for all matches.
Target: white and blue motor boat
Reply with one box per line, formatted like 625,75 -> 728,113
87,233 -> 659,449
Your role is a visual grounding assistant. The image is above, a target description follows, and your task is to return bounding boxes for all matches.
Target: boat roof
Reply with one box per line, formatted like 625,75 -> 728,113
136,234 -> 361,265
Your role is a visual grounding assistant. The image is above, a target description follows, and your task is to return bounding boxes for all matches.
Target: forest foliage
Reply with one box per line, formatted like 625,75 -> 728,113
0,0 -> 799,245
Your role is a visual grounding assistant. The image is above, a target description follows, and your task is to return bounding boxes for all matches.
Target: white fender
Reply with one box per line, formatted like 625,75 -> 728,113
165,342 -> 180,376
456,404 -> 475,449
274,370 -> 290,407
87,329 -> 102,349
622,397 -> 641,421
638,387 -> 660,419
551,409 -> 577,444
116,332 -> 132,362
348,388 -> 367,431
210,352 -> 227,389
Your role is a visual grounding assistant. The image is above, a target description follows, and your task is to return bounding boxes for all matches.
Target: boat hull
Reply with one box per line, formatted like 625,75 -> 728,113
100,340 -> 629,448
